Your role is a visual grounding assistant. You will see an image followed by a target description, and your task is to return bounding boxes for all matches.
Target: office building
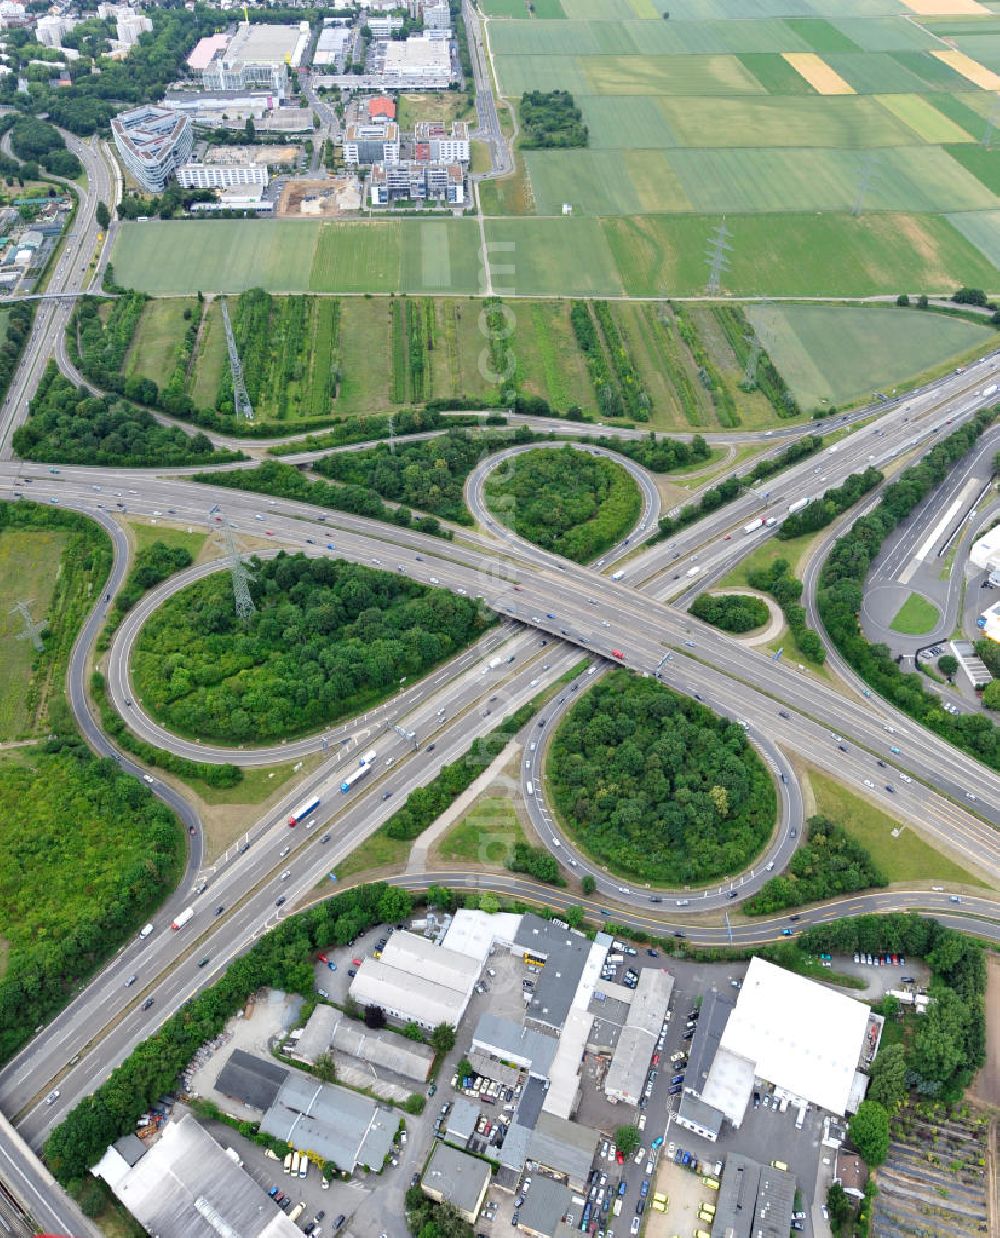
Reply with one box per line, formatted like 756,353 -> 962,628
201,22 -> 310,97
379,34 -> 452,86
369,159 -> 464,205
342,121 -> 400,166
111,105 -> 194,193
177,161 -> 269,190
414,120 -> 469,163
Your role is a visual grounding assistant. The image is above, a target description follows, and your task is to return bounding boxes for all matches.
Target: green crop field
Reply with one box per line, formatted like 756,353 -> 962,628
0,528 -> 66,740
745,303 -> 995,408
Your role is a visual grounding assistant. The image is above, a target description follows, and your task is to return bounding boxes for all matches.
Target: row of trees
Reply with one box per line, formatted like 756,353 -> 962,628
483,446 -> 642,563
0,300 -> 33,410
799,913 -> 986,1100
0,734 -> 185,1066
712,306 -> 799,418
690,592 -> 769,634
778,466 -> 883,540
746,558 -> 826,664
44,882 -> 415,1185
655,436 -> 824,541
743,816 -> 887,915
195,460 -> 449,540
12,364 -> 236,468
817,411 -> 1000,770
547,672 -> 776,885
131,554 -> 491,744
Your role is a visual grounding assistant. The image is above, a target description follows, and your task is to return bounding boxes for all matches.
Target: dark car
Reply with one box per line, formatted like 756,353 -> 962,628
141,997 -> 154,1011
321,834 -> 331,843
334,1217 -> 346,1231
198,956 -> 210,968
276,896 -> 286,906
215,905 -> 224,916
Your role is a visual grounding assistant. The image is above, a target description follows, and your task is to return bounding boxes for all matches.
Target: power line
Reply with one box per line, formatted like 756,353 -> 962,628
10,600 -> 45,652
983,96 -> 1000,149
851,154 -> 878,218
220,297 -> 254,421
705,217 -> 733,296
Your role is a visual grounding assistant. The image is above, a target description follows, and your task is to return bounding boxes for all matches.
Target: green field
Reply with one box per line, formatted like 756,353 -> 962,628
744,303 -> 996,408
126,298 -> 194,389
809,768 -> 987,887
889,591 -> 941,636
436,795 -> 528,865
0,528 -> 66,740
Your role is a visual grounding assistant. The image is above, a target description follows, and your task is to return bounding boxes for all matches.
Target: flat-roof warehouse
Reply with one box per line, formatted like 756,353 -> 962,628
348,930 -> 481,1030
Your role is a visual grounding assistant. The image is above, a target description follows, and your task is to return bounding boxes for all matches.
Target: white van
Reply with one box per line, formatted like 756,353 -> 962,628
526,781 -> 534,796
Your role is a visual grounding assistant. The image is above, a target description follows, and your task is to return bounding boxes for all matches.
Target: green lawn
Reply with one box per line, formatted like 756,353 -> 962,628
129,521 -> 208,561
809,768 -> 987,887
126,298 -> 194,389
889,592 -> 941,636
436,795 -> 528,865
720,529 -> 819,588
745,303 -> 996,409
0,528 -> 66,740
334,830 -> 410,881
189,300 -> 227,411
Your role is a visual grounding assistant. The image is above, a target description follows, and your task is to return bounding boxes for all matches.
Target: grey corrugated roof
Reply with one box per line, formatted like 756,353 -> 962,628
676,1093 -> 723,1139
711,1153 -> 795,1238
499,1122 -> 531,1172
423,1142 -> 490,1216
215,1049 -> 288,1111
685,991 -> 734,1094
528,1114 -> 598,1186
295,1005 -> 434,1081
517,1176 -> 572,1238
446,1098 -> 480,1143
259,1070 -> 393,1173
473,1014 -> 558,1075
516,916 -> 590,1031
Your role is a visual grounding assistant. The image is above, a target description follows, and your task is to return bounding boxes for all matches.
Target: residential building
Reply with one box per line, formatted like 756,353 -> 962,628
422,0 -> 452,30
422,1143 -> 490,1222
111,105 -> 194,193
177,161 -> 269,189
342,121 -> 400,166
710,1153 -> 795,1238
115,9 -> 151,48
414,120 -> 469,163
369,159 -> 463,204
35,14 -> 75,47
93,1113 -> 300,1238
367,14 -> 404,36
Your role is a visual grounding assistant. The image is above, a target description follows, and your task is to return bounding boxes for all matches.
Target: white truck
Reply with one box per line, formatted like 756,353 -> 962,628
170,907 -> 193,931
743,518 -> 764,535
787,497 -> 810,514
487,656 -> 502,671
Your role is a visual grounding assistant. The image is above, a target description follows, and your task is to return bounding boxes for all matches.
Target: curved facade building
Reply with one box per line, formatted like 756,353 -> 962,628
111,105 -> 193,193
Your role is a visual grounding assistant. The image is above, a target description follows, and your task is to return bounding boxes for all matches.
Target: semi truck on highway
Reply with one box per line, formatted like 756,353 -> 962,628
340,749 -> 377,793
487,656 -> 502,671
743,518 -> 765,534
288,795 -> 320,827
171,907 -> 194,930
787,497 -> 810,514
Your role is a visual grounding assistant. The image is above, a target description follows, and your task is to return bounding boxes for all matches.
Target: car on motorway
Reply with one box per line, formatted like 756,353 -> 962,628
125,974 -> 137,986
198,956 -> 210,968
45,1089 -> 60,1104
276,896 -> 286,906
141,997 -> 154,1010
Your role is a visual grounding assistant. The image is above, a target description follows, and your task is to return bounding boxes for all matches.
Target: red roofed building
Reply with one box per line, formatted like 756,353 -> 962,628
368,95 -> 396,122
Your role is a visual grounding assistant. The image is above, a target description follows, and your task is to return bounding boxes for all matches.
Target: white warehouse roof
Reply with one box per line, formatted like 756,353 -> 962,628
715,958 -> 872,1117
442,909 -> 522,962
348,930 -> 481,1028
970,526 -> 1000,571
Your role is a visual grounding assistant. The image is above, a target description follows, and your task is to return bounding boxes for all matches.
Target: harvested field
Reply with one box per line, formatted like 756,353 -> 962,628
782,51 -> 856,94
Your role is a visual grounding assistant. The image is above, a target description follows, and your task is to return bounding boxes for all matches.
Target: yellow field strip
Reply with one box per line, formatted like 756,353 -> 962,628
899,0 -> 987,13
781,52 -> 856,96
932,48 -> 1000,90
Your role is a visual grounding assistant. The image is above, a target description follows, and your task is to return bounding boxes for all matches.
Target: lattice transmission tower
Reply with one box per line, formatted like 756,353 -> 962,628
223,522 -> 255,623
851,154 -> 879,218
705,218 -> 733,296
220,297 -> 254,421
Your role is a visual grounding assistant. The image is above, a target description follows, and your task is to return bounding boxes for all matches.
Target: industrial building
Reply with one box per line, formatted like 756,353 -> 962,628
978,598 -> 1000,643
517,1177 -> 573,1238
710,1153 -> 795,1238
313,25 -> 350,68
369,160 -> 464,205
111,105 -> 194,193
970,525 -> 1000,578
177,161 -> 269,190
422,1143 -> 491,1222
201,21 -> 310,97
342,121 -> 400,166
472,1012 -> 558,1078
414,120 -> 469,164
291,1002 -> 434,1081
604,968 -> 674,1106
347,929 -> 480,1027
94,1113 -> 300,1238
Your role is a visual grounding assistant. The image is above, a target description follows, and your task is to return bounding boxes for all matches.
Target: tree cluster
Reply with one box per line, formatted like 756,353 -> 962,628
548,671 -> 776,885
849,1101 -> 889,1167
9,116 -> 81,177
70,293 -> 147,395
507,842 -> 565,886
520,90 -> 588,148
746,557 -> 826,664
656,436 -> 824,541
0,300 -> 33,409
799,913 -> 986,1099
131,553 -> 490,744
818,411 -> 1000,772
713,306 -> 799,417
580,430 -> 710,473
315,427 -> 534,525
45,882 -> 414,1184
0,736 -> 185,1066
112,541 -> 194,621
779,466 -> 883,540
743,815 -> 887,915
195,460 -> 448,540
484,446 -> 641,563
405,1186 -> 474,1238
690,592 -> 769,634
12,363 -> 234,468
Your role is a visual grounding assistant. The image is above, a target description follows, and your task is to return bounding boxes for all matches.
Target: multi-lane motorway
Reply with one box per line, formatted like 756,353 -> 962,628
2,124 -> 1000,1237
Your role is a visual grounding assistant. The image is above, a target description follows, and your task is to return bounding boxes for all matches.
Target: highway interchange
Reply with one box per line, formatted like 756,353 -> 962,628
1,132 -> 1000,1237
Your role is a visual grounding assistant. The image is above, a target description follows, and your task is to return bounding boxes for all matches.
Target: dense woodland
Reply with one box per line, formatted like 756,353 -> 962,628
132,554 -> 491,743
12,364 -> 235,467
520,90 -> 588,149
9,117 -> 81,178
483,446 -> 641,563
818,411 -> 1000,770
547,672 -> 776,885
690,592 -> 769,634
743,816 -> 887,914
315,427 -> 534,524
